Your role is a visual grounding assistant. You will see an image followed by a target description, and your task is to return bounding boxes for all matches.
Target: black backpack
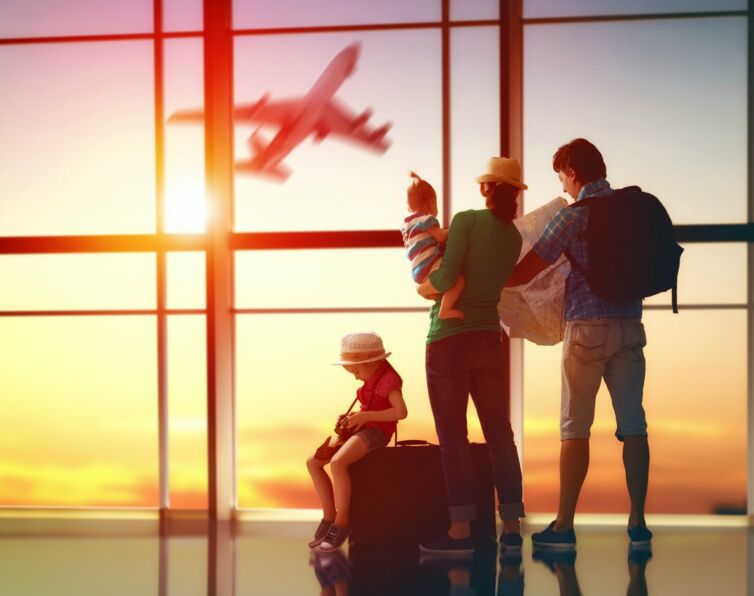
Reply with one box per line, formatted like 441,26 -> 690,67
565,186 -> 683,313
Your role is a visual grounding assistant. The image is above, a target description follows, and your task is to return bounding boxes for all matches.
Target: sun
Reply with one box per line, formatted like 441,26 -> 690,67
164,179 -> 208,233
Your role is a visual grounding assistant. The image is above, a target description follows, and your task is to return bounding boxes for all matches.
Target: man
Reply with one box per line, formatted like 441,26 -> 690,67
506,138 -> 652,549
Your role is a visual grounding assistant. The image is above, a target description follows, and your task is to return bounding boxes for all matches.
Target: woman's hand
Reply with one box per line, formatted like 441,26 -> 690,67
347,411 -> 372,430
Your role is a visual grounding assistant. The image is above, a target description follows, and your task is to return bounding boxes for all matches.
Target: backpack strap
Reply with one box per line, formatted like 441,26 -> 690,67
672,282 -> 679,314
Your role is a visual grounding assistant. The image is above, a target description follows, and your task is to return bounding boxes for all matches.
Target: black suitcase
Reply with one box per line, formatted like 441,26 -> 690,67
349,440 -> 496,547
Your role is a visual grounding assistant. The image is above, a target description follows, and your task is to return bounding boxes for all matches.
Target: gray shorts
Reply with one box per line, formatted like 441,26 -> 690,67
354,426 -> 390,451
561,318 -> 648,441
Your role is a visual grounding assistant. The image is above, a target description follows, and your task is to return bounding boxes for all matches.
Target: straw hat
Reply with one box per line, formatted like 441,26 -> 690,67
475,157 -> 528,189
333,332 -> 391,366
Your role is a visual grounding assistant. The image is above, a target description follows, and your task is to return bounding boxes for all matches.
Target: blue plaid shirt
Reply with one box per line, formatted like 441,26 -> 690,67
533,179 -> 642,321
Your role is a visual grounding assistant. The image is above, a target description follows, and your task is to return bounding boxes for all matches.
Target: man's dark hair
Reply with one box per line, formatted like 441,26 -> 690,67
552,138 -> 607,184
489,183 -> 519,224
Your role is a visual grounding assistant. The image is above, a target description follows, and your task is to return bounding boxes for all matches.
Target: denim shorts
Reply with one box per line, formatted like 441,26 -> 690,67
561,318 -> 648,441
354,426 -> 389,451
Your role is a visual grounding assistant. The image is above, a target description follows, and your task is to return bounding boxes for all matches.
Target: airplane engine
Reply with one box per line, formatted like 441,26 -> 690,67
313,127 -> 330,143
254,92 -> 270,112
351,107 -> 373,131
369,122 -> 391,143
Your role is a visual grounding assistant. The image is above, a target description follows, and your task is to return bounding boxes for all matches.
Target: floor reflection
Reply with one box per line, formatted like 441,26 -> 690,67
0,521 -> 749,595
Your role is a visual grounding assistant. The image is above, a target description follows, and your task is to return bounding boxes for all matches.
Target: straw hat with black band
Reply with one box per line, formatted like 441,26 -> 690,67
333,332 -> 391,366
476,156 -> 528,190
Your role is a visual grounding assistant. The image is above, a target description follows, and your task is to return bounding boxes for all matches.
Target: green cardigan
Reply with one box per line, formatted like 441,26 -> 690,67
426,209 -> 522,345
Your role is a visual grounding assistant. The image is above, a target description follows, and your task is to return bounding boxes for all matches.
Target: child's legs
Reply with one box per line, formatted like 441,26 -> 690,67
329,433 -> 372,527
307,453 -> 336,520
439,275 -> 465,319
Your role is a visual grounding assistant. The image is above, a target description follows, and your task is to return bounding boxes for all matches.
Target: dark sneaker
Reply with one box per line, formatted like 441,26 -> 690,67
532,548 -> 577,574
308,518 -> 334,549
499,532 -> 523,551
531,521 -> 576,549
320,523 -> 352,551
419,534 -> 475,559
627,525 -> 652,547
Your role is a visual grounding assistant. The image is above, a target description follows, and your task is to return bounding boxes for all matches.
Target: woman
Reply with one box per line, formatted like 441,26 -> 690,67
417,156 -> 526,556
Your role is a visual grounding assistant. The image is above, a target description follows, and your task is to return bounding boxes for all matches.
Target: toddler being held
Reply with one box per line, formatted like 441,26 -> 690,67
401,171 -> 465,319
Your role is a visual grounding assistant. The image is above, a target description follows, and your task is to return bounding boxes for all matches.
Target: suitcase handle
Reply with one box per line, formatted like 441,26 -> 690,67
395,439 -> 436,447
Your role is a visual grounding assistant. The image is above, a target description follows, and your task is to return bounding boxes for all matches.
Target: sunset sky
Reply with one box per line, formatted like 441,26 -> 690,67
0,3 -> 748,514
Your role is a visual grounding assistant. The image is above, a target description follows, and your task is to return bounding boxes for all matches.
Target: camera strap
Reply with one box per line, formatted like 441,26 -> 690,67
344,395 -> 359,416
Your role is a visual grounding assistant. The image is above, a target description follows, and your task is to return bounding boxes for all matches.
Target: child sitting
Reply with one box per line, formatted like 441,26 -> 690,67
306,332 -> 407,551
401,171 -> 465,319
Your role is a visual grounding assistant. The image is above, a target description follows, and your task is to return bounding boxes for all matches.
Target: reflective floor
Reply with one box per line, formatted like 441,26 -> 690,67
0,519 -> 750,595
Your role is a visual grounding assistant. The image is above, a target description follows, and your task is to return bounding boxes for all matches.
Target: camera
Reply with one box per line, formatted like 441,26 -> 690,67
334,413 -> 355,441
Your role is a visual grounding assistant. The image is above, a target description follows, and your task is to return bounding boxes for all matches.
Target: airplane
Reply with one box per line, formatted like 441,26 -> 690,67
168,43 -> 392,182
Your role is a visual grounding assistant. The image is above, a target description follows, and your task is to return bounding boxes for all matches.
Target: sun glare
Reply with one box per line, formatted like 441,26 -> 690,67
164,180 -> 208,233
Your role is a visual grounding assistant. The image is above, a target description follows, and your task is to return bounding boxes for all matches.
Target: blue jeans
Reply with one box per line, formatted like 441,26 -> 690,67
426,331 -> 525,522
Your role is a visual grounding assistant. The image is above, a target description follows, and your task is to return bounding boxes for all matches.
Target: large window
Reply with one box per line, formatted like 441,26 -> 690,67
0,1 -> 750,518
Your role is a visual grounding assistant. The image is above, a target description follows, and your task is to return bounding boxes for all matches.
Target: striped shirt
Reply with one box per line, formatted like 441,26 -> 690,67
401,212 -> 442,283
532,179 -> 642,321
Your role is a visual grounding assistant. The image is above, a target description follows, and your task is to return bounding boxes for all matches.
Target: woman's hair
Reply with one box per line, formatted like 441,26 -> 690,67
407,171 -> 437,212
489,183 -> 519,224
552,138 -> 607,184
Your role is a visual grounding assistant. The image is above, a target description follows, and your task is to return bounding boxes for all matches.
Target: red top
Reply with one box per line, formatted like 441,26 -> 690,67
356,359 -> 403,442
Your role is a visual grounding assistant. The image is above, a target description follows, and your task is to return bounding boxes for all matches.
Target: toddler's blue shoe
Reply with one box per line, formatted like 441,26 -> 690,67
627,525 -> 652,547
531,521 -> 576,549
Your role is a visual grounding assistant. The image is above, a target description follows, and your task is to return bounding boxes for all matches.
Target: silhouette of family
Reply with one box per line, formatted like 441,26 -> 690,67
306,138 -> 674,562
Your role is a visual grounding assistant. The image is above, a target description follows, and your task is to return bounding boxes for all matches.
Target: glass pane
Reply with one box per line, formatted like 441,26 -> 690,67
0,317 -> 158,506
0,42 -> 156,236
0,1 -> 153,38
452,0 -> 500,20
233,0 -> 440,29
231,31 -> 443,231
0,538 -> 158,595
524,309 -> 746,513
168,316 -> 207,509
0,254 -> 155,311
522,18 -> 747,224
164,39 -> 206,234
450,26 -> 500,215
163,0 -> 203,32
524,0 -> 746,19
236,312 -> 486,508
644,243 -> 746,306
235,248 -> 427,309
167,252 -> 205,310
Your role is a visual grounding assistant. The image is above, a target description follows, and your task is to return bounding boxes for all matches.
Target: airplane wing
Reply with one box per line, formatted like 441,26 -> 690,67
318,98 -> 392,152
169,96 -> 303,125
